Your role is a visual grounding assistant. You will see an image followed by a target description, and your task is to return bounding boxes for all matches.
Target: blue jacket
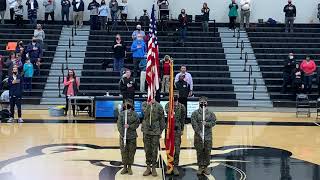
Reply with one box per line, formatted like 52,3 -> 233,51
139,58 -> 147,71
131,39 -> 146,58
26,42 -> 43,59
8,74 -> 23,98
23,63 -> 34,78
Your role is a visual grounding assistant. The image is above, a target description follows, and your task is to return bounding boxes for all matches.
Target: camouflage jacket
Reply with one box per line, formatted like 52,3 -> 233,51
165,102 -> 186,134
117,109 -> 140,139
141,101 -> 166,135
191,108 -> 217,140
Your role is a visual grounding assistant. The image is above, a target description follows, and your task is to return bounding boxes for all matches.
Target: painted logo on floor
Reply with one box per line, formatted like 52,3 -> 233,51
0,144 -> 319,180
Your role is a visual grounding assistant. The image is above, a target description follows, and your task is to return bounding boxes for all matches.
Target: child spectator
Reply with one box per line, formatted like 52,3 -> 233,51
23,58 -> 33,91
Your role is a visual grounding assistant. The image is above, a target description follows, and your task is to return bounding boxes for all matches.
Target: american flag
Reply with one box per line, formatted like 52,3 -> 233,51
146,4 -> 160,103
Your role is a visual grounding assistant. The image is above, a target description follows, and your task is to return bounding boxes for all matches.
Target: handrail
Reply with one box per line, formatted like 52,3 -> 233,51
74,24 -> 77,36
71,27 -> 75,46
243,52 -> 248,72
236,29 -> 240,48
240,40 -> 244,59
233,28 -> 236,37
213,20 -> 216,37
58,76 -> 61,98
62,63 -> 65,77
248,65 -> 252,85
252,78 -> 257,99
69,38 -> 72,57
65,50 -> 69,70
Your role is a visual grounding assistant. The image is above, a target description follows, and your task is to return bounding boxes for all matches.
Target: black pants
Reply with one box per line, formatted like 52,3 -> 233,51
178,97 -> 188,123
10,96 -> 22,118
65,96 -> 76,116
90,15 -> 99,30
293,79 -> 303,98
133,58 -> 142,77
281,72 -> 292,93
10,8 -> 14,21
61,10 -> 70,25
15,15 -> 23,27
45,12 -> 55,23
229,16 -> 237,29
121,14 -> 127,21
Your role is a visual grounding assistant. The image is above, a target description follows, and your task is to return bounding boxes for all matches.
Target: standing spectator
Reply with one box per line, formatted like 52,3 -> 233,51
0,55 -> 4,89
109,0 -> 118,27
300,55 -> 316,94
8,0 -> 16,22
23,58 -> 33,92
228,0 -> 239,30
132,24 -> 145,40
98,0 -> 108,30
119,69 -> 137,102
201,3 -> 210,32
0,0 -> 6,24
63,69 -> 79,116
34,24 -> 45,49
283,0 -> 296,33
292,63 -> 304,97
26,0 -> 39,27
16,41 -> 27,64
43,0 -> 56,24
14,0 -> 24,27
112,34 -> 126,74
5,52 -> 17,76
119,0 -> 128,21
281,53 -> 296,94
318,3 -> 320,22
72,0 -> 84,28
178,9 -> 188,46
240,0 -> 251,30
26,37 -> 42,76
174,65 -> 193,96
61,0 -> 71,25
139,58 -> 147,92
158,0 -> 169,19
160,55 -> 171,93
139,9 -> 150,31
88,0 -> 100,30
175,74 -> 190,121
8,66 -> 23,123
131,34 -> 146,77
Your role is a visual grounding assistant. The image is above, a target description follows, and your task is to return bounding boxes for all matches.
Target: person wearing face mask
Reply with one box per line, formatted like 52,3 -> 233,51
26,37 -> 43,76
132,24 -> 145,40
43,0 -> 56,24
119,69 -> 137,103
72,0 -> 84,28
33,24 -> 45,49
191,96 -> 216,175
61,0 -> 71,25
8,0 -> 15,22
139,9 -> 150,31
15,41 -> 27,64
112,34 -> 126,74
240,0 -> 251,30
281,53 -> 296,94
283,0 -> 296,33
178,9 -> 188,46
175,74 -> 190,122
98,0 -> 108,30
7,66 -> 24,123
300,55 -> 316,94
131,34 -> 146,77
63,69 -> 80,116
119,0 -> 128,22
160,55 -> 171,93
109,0 -> 118,28
88,0 -> 100,30
26,0 -> 39,27
228,0 -> 239,30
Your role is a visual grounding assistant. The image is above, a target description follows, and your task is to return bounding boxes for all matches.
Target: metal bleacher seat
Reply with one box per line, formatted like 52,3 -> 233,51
296,94 -> 310,117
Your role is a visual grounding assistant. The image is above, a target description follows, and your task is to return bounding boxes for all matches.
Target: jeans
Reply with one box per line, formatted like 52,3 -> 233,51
285,17 -> 294,33
45,11 -> 55,23
15,15 -> 23,27
0,11 -> 5,24
179,26 -> 187,42
111,10 -> 118,24
229,16 -> 237,29
90,15 -> 99,30
10,96 -> 22,118
202,21 -> 209,32
133,58 -> 142,77
99,16 -> 108,30
303,75 -> 313,94
281,72 -> 292,93
31,59 -> 40,76
140,71 -> 146,92
10,8 -> 14,21
29,17 -> 37,27
24,77 -> 32,91
61,10 -> 70,24
113,57 -> 124,73
240,10 -> 250,29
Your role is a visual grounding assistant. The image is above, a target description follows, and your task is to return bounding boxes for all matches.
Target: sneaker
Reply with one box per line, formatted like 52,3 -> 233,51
18,118 -> 24,123
7,118 -> 14,123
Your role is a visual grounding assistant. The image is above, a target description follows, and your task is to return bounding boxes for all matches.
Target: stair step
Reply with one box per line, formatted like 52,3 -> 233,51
238,100 -> 273,107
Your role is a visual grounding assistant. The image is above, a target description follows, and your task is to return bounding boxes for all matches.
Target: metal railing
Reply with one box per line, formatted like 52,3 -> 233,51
65,50 -> 69,70
240,40 -> 244,59
236,29 -> 240,48
252,78 -> 257,99
213,20 -> 216,37
243,52 -> 248,71
248,65 -> 252,85
58,76 -> 61,97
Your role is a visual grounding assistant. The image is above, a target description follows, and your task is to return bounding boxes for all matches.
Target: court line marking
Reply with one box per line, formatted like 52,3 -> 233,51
314,122 -> 320,127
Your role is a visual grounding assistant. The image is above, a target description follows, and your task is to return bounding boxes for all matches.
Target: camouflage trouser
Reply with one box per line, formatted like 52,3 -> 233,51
194,135 -> 212,167
120,137 -> 137,165
143,134 -> 160,166
174,133 -> 182,166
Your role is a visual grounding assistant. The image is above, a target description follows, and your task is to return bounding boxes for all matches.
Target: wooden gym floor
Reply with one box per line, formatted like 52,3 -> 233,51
0,110 -> 319,180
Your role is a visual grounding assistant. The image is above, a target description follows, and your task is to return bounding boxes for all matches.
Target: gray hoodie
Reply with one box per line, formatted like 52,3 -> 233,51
43,0 -> 56,13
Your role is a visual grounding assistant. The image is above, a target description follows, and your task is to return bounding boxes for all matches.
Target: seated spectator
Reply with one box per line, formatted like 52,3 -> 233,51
174,65 -> 193,97
34,24 -> 45,49
26,37 -> 43,76
131,34 -> 146,77
228,0 -> 239,30
160,55 -> 171,93
119,0 -> 128,21
119,69 -> 137,102
132,24 -> 145,40
43,0 -> 56,24
139,58 -> 147,92
26,0 -> 39,27
139,9 -> 150,31
0,0 -> 6,24
14,0 -> 24,27
178,9 -> 188,46
292,63 -> 304,97
281,53 -> 296,94
300,55 -> 316,94
88,0 -> 100,30
23,58 -> 34,92
98,0 -> 108,30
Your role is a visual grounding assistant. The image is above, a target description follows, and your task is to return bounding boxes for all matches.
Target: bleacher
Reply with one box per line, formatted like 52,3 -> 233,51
247,24 -> 320,107
80,21 -> 238,106
0,24 -> 62,104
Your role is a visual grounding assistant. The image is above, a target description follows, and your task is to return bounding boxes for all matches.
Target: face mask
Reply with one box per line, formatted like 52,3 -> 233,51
32,40 -> 36,43
126,104 -> 132,110
288,2 -> 291,4
289,56 -> 294,59
200,103 -> 207,108
13,72 -> 17,75
181,11 -> 185,14
174,96 -> 178,102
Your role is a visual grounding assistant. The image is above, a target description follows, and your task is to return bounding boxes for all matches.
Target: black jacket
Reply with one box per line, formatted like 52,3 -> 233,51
0,0 -> 6,11
201,8 -> 210,21
175,80 -> 190,98
8,74 -> 23,98
72,0 -> 84,12
61,0 -> 71,12
283,58 -> 296,74
178,14 -> 188,27
112,40 -> 126,59
119,76 -> 137,99
283,4 -> 296,17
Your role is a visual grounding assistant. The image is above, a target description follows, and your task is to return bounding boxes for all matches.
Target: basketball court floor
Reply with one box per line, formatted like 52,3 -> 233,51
0,110 -> 319,180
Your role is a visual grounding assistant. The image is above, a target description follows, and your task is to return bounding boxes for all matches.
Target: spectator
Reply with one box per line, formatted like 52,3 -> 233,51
63,69 -> 80,116
318,3 -> 320,22
0,0 -> 7,24
132,24 -> 145,40
292,63 -> 304,97
8,0 -> 15,22
5,52 -> 17,76
98,0 -> 108,30
26,37 -> 42,76
8,66 -> 23,123
240,0 -> 251,30
72,0 -> 84,28
119,0 -> 128,21
15,53 -> 23,72
283,0 -> 296,33
139,9 -> 150,31
131,34 -> 146,77
119,69 -> 137,102
0,55 -> 4,89
43,0 -> 56,24
178,9 -> 188,46
160,55 -> 171,93
15,41 -> 27,64
112,34 -> 126,74
109,0 -> 118,27
88,0 -> 100,30
23,58 -> 34,92
175,74 -> 190,121
201,3 -> 210,32
174,65 -> 193,96
14,0 -> 24,27
139,58 -> 147,92
300,55 -> 316,94
34,24 -> 45,48
281,53 -> 296,94
26,0 -> 39,27
61,0 -> 71,25
228,0 -> 239,30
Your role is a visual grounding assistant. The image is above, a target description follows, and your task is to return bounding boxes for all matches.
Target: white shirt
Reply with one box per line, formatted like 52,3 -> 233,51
8,0 -> 16,8
240,0 -> 251,11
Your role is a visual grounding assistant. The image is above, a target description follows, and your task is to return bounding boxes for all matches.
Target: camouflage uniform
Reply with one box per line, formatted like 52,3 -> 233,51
191,97 -> 216,174
141,101 -> 166,176
117,101 -> 140,175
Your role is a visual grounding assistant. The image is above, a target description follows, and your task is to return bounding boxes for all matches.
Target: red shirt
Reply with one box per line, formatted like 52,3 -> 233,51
163,61 -> 170,75
300,60 -> 317,75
